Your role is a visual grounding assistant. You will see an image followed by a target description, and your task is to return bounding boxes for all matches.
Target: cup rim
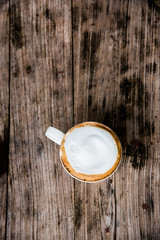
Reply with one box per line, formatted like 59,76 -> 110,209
59,121 -> 122,183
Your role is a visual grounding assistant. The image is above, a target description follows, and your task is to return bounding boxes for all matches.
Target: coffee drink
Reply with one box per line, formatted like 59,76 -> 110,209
59,122 -> 122,182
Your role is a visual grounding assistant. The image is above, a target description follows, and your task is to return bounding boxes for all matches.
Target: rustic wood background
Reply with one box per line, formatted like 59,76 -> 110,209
0,0 -> 160,239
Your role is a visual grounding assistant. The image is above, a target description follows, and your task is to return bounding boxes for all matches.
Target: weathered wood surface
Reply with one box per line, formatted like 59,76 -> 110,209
73,0 -> 160,239
0,0 -> 9,239
7,0 -> 74,239
0,0 -> 160,239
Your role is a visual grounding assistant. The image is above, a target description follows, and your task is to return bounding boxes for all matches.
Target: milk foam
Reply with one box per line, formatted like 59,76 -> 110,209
64,126 -> 118,175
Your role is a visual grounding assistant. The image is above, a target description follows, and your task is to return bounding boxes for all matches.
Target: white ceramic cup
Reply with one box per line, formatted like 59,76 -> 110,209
45,122 -> 122,183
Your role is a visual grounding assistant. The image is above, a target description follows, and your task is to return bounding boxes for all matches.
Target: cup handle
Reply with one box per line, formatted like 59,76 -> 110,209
45,127 -> 65,145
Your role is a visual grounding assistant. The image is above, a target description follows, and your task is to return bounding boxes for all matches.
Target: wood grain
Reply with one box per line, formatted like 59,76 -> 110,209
72,0 -> 160,239
7,0 -> 74,239
0,0 -> 159,239
0,1 -> 9,239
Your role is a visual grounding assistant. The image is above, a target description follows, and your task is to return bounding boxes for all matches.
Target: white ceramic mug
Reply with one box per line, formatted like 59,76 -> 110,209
45,122 -> 122,183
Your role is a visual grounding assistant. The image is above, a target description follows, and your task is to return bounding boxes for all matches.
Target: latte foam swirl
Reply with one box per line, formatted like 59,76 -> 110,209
63,125 -> 118,175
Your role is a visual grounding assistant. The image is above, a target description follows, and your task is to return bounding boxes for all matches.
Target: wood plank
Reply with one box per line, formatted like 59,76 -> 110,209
72,0 -> 160,239
0,1 -> 9,239
7,0 -> 74,239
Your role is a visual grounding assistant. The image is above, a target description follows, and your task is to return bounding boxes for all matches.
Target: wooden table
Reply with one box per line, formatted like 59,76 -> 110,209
0,0 -> 160,239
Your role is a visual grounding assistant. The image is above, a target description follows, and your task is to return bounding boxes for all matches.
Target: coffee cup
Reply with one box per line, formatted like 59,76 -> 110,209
45,122 -> 122,183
